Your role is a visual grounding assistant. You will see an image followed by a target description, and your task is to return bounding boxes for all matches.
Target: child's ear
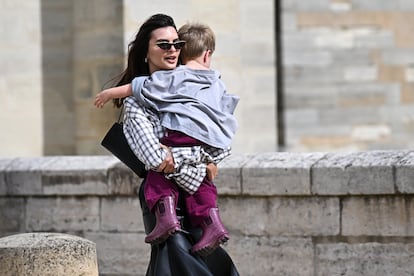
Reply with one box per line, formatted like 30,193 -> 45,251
204,50 -> 211,63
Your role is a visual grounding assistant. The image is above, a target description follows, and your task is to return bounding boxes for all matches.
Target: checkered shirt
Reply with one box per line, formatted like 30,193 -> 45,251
122,97 -> 231,194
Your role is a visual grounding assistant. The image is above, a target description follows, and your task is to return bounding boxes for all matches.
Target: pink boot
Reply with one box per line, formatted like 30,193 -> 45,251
145,196 -> 181,244
191,208 -> 230,256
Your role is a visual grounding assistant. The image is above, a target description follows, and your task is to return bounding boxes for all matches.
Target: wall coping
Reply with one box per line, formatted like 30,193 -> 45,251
1,150 -> 413,197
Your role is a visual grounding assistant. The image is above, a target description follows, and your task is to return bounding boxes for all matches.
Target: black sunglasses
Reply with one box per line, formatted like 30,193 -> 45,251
155,40 -> 186,50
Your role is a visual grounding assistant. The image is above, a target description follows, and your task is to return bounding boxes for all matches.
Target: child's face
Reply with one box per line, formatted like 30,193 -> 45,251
147,26 -> 181,74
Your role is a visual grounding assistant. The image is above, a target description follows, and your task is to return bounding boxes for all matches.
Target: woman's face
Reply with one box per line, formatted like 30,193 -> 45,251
147,26 -> 181,74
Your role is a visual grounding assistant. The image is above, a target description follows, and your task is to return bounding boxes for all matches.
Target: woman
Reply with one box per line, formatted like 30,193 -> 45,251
110,14 -> 239,276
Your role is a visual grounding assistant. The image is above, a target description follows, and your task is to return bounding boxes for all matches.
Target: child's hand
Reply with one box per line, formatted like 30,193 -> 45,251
206,163 -> 218,180
94,91 -> 111,108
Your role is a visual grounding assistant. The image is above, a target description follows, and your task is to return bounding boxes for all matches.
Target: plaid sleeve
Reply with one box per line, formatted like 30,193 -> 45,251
123,97 -> 167,170
202,146 -> 232,164
168,146 -> 232,194
166,146 -> 207,194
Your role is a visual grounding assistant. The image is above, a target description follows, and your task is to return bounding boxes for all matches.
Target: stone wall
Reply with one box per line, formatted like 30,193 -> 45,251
3,1 -> 414,157
0,0 -> 276,157
1,152 -> 414,275
0,1 -> 43,156
283,0 -> 414,151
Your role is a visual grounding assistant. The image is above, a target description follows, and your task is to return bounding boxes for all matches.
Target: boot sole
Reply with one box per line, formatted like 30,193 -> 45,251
145,224 -> 181,244
192,233 -> 229,257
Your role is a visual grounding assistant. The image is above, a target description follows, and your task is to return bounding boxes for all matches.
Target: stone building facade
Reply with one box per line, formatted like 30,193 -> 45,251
283,0 -> 414,152
1,0 -> 414,157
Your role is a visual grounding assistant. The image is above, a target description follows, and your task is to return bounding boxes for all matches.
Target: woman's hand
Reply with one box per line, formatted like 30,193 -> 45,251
206,163 -> 218,181
157,144 -> 175,173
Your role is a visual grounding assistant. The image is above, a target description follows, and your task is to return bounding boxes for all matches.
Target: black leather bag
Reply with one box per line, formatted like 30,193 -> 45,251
101,122 -> 147,178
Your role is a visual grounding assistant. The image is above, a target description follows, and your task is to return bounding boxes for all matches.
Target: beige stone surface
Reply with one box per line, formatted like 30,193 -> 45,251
0,232 -> 98,276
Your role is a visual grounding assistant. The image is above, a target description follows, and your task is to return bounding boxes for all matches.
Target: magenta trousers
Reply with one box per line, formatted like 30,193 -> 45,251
144,130 -> 217,227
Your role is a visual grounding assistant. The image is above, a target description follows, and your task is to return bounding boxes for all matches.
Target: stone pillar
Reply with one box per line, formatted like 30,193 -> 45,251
0,232 -> 98,276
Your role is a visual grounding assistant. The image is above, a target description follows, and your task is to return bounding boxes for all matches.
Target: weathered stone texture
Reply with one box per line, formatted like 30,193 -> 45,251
342,196 -> 414,236
220,196 -> 339,236
101,197 -> 143,232
0,198 -> 25,233
316,242 -> 414,276
1,152 -> 414,275
26,197 -> 100,232
395,151 -> 414,193
286,6 -> 414,152
85,232 -> 148,276
0,232 -> 98,276
312,150 -> 408,195
243,152 -> 326,195
226,236 -> 314,276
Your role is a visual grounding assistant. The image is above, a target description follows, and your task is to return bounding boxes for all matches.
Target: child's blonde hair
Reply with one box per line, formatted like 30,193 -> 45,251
178,22 -> 215,61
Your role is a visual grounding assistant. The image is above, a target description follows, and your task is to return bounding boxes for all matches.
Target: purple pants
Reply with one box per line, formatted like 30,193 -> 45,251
144,130 -> 217,227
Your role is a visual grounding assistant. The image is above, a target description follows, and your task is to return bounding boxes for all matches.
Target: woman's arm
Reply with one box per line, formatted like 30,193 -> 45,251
123,97 -> 170,170
94,84 -> 132,108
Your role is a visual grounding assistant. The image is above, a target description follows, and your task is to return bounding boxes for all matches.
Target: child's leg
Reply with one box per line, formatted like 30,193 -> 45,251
184,178 -> 217,227
144,171 -> 181,244
186,178 -> 229,256
144,170 -> 179,211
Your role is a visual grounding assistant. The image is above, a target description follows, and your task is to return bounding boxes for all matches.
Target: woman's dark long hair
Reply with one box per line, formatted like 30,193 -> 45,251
113,14 -> 177,107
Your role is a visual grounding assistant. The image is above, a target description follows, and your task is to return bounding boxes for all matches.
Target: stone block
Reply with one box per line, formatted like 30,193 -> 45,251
312,150 -> 406,195
0,159 -> 13,195
266,196 -> 340,236
225,235 -> 314,276
243,152 -> 325,195
284,66 -> 345,85
41,156 -> 119,195
26,197 -> 99,232
101,197 -> 143,232
344,66 -> 378,82
0,232 -> 98,276
284,49 -> 332,66
316,242 -> 414,275
219,197 -> 268,235
355,30 -> 394,48
285,109 -> 319,127
382,49 -> 414,66
215,154 -> 252,195
4,157 -> 56,195
352,1 -> 399,10
0,198 -> 25,233
331,49 -> 373,65
342,196 -> 414,236
285,84 -> 338,109
219,196 -> 339,236
337,83 -> 399,107
85,232 -> 148,276
395,151 -> 414,193
107,163 -> 142,195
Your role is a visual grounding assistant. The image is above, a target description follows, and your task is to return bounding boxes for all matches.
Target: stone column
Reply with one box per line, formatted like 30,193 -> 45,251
0,232 -> 98,276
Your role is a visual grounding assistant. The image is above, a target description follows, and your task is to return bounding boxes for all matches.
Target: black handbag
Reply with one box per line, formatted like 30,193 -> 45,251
101,119 -> 147,178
